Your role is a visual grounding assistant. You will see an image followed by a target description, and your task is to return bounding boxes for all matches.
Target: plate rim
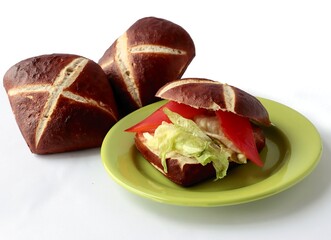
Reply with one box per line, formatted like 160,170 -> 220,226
101,98 -> 322,207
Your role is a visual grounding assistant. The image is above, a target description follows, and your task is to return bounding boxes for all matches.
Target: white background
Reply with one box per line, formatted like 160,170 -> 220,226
1,0 -> 330,239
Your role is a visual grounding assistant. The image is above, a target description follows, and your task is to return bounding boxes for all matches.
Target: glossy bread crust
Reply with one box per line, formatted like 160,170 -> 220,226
98,17 -> 195,116
3,54 -> 119,154
156,78 -> 271,126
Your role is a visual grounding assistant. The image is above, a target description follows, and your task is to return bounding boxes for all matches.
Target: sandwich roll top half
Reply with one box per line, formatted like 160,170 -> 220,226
156,78 -> 271,126
127,78 -> 271,187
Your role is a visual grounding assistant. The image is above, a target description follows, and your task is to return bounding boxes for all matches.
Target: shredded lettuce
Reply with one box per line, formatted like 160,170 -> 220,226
145,108 -> 230,180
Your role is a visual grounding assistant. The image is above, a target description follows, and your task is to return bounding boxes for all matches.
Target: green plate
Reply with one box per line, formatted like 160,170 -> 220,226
101,98 -> 322,206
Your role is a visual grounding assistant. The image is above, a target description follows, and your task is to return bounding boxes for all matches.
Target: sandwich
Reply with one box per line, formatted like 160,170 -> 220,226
125,78 -> 271,186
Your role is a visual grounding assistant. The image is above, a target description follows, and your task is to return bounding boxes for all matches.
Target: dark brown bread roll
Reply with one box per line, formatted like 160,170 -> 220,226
3,54 -> 119,154
156,78 -> 271,126
98,17 -> 195,116
135,132 -> 215,187
135,126 -> 266,187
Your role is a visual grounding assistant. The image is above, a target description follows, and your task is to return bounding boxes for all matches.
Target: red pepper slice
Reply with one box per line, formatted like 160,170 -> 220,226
216,110 -> 264,167
125,101 -> 207,133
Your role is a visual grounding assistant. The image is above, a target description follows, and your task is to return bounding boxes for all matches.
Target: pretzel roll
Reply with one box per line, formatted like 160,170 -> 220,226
134,132 -> 215,187
156,78 -> 271,126
98,17 -> 195,115
135,126 -> 266,187
3,54 -> 119,154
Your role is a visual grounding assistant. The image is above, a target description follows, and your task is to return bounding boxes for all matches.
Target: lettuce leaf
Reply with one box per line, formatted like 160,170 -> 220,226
145,108 -> 230,180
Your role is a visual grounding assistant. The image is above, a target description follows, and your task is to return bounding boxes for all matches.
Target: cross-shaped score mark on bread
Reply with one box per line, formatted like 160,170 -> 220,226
99,33 -> 187,108
7,57 -> 117,147
156,79 -> 236,112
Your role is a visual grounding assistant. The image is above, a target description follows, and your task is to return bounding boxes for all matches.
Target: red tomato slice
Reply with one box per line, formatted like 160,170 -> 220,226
216,110 -> 264,167
125,101 -> 207,133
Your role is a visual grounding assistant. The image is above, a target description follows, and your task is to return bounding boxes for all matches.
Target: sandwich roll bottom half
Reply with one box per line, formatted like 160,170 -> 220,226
127,78 -> 271,187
